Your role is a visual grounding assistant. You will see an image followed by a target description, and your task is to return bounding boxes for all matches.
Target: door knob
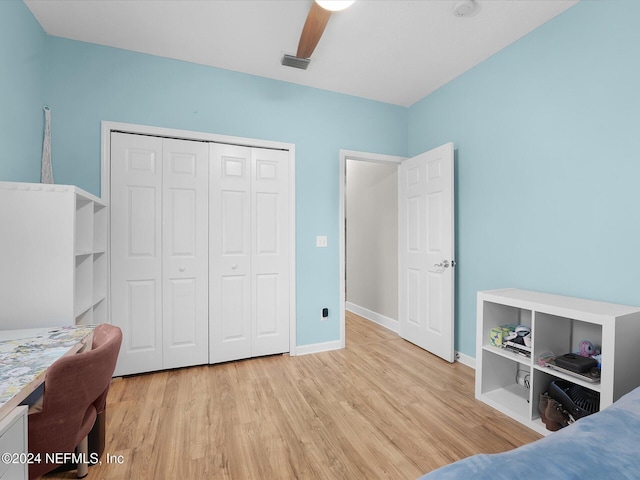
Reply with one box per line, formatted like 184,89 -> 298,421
179,266 -> 185,272
434,260 -> 450,268
231,264 -> 238,270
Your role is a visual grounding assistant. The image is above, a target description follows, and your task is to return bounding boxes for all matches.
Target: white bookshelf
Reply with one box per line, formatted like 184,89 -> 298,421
0,181 -> 108,328
476,288 -> 640,436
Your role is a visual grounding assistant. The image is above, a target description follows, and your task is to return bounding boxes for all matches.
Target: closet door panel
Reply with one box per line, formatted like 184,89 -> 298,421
219,274 -> 251,356
255,192 -> 279,254
127,280 -> 158,349
222,190 -> 247,254
166,278 -> 197,343
111,133 -> 163,376
251,148 -> 290,357
162,139 -> 209,369
255,273 -> 278,336
128,187 -> 158,256
210,144 -> 252,363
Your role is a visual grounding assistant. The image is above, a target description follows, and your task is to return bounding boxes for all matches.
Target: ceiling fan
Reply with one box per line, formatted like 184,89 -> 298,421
281,0 -> 355,70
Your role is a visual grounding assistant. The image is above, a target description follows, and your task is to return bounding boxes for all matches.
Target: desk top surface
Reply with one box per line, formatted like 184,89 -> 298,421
0,325 -> 94,417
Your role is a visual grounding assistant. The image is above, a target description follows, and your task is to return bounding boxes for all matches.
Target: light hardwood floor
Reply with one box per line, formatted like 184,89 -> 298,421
44,312 -> 541,479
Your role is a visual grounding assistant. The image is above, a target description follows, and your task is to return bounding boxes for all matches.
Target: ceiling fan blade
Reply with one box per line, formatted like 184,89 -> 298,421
296,2 -> 332,59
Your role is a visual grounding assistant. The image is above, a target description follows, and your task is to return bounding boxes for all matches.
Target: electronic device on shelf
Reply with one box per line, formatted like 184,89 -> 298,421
547,362 -> 601,384
554,353 -> 598,373
503,340 -> 531,358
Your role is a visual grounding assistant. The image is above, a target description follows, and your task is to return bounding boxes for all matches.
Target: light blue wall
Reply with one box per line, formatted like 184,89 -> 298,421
7,0 -> 638,357
41,37 -> 407,347
409,0 -> 640,357
0,1 -> 46,181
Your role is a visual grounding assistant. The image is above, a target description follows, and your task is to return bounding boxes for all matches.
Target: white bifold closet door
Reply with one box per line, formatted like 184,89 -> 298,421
111,132 -> 209,376
209,144 -> 290,363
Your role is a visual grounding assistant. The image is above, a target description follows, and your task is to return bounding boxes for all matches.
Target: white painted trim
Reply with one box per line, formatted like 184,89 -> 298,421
455,351 -> 476,369
101,121 -> 297,355
295,340 -> 343,356
339,149 -> 406,349
287,146 -> 297,356
345,302 -> 398,333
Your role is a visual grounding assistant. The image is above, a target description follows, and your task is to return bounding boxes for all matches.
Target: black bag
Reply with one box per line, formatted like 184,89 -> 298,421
549,379 -> 600,421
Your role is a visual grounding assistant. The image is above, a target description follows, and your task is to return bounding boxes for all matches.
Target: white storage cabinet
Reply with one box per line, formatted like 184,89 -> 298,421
0,406 -> 28,480
0,181 -> 107,328
476,288 -> 640,436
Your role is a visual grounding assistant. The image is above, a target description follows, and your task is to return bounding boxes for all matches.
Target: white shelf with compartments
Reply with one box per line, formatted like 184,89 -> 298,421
476,288 -> 640,436
0,181 -> 108,328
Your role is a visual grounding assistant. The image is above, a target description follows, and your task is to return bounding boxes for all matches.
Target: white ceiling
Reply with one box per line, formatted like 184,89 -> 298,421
24,0 -> 579,107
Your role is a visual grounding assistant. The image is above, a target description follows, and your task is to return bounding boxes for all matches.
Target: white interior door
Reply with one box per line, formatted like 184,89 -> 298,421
209,144 -> 252,363
209,144 -> 290,363
162,138 -> 209,369
111,133 -> 210,375
111,132 -> 163,376
398,142 -> 455,362
251,147 -> 290,357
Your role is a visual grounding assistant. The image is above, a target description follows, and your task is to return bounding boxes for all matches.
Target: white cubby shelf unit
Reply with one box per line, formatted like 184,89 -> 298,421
476,288 -> 640,436
0,181 -> 108,328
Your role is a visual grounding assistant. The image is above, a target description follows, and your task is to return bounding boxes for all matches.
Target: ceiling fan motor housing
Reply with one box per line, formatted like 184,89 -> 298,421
281,54 -> 311,70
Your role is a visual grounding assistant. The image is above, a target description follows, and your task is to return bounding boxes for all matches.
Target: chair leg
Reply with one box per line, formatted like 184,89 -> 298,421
77,436 -> 89,479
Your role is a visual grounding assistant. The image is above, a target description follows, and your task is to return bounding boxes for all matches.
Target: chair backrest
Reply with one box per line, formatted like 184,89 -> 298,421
90,323 -> 123,413
28,324 -> 122,458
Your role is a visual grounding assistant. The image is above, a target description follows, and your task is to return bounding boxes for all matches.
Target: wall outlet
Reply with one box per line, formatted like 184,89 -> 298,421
316,235 -> 328,248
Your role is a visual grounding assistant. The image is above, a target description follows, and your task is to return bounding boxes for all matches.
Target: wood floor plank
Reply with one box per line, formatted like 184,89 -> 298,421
42,313 -> 541,479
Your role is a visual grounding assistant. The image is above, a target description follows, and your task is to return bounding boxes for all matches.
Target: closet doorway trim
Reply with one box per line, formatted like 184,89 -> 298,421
100,121 -> 297,356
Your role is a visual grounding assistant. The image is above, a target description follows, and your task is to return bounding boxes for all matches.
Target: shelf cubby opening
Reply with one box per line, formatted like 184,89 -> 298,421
93,251 -> 107,303
93,203 -> 107,253
75,197 -> 94,254
74,254 -> 93,316
75,307 -> 93,326
92,298 -> 107,325
480,349 -> 531,419
482,301 -> 532,347
533,312 -> 603,366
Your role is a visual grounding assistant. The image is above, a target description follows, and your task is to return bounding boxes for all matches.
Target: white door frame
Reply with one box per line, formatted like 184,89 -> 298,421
101,121 -> 298,355
338,149 -> 406,348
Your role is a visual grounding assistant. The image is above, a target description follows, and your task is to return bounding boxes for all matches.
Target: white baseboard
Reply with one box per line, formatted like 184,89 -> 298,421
346,302 -> 398,333
455,351 -> 476,369
295,339 -> 344,356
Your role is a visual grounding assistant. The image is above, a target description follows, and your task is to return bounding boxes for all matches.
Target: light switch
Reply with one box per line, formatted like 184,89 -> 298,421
316,235 -> 328,248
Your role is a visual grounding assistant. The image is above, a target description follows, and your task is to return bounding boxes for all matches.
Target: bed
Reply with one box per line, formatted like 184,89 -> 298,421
419,386 -> 640,480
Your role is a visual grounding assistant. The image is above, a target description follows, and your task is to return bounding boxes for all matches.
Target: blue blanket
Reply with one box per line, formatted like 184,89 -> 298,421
419,387 -> 640,479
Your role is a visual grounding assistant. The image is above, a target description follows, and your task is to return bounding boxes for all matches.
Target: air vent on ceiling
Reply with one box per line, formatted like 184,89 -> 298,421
281,54 -> 310,70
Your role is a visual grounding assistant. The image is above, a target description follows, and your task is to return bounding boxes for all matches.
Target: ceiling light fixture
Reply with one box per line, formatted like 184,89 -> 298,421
315,0 -> 355,12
